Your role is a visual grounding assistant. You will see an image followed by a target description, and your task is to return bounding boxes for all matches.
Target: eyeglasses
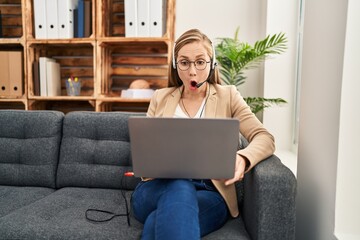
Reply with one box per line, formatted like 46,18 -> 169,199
176,59 -> 211,71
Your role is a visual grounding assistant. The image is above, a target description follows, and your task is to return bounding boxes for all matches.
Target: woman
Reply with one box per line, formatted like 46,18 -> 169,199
131,29 -> 275,240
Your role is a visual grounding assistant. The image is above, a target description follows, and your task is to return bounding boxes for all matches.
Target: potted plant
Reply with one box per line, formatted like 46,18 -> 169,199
215,27 -> 288,114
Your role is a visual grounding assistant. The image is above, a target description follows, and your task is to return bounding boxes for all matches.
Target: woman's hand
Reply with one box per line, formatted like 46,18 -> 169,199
225,155 -> 248,186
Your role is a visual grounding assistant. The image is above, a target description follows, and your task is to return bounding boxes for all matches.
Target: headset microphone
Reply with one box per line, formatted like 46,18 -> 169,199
191,80 -> 207,88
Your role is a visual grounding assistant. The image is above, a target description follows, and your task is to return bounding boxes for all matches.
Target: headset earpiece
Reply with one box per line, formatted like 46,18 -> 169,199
172,42 -> 177,69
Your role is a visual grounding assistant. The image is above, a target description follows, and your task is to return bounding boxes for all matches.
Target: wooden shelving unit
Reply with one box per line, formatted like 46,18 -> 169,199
0,0 -> 176,112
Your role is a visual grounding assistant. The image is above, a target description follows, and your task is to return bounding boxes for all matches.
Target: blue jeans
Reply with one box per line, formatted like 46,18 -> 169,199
131,179 -> 229,240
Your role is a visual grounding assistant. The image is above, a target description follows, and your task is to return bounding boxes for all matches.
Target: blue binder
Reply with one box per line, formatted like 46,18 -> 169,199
77,0 -> 84,38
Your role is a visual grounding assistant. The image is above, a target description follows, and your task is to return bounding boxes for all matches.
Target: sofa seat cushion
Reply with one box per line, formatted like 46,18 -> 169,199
0,187 -> 143,240
204,218 -> 251,240
0,186 -> 55,218
0,186 -> 251,240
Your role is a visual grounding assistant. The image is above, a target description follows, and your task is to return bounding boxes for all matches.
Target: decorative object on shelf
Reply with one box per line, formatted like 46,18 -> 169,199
121,79 -> 154,99
66,77 -> 81,96
215,27 -> 288,114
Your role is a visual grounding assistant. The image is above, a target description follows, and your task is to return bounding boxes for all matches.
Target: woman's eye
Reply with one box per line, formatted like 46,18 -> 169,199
179,61 -> 189,66
196,60 -> 206,66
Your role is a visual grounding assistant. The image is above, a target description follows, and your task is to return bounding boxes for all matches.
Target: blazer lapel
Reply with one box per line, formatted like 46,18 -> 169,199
162,86 -> 182,117
204,84 -> 217,118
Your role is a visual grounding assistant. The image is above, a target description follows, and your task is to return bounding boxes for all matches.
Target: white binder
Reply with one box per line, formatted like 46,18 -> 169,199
46,0 -> 59,39
149,0 -> 166,37
39,57 -> 55,96
137,0 -> 150,37
124,0 -> 137,37
46,61 -> 61,96
58,0 -> 79,39
34,0 -> 47,39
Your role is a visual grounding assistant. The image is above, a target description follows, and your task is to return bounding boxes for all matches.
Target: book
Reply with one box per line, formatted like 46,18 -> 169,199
84,0 -> 91,37
73,8 -> 78,37
33,61 -> 40,96
46,61 -> 61,96
121,89 -> 155,99
39,57 -> 55,96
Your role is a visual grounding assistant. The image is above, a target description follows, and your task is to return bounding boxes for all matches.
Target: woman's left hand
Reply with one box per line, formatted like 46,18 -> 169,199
225,155 -> 248,186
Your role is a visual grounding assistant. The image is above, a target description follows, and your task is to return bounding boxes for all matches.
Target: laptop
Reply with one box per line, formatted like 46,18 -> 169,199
128,117 -> 239,179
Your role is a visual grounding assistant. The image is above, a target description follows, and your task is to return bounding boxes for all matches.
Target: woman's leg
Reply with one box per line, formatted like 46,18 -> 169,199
132,179 -> 228,239
132,179 -> 200,240
197,190 -> 229,237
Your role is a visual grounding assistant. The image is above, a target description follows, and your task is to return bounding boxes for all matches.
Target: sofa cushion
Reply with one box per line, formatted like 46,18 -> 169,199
0,110 -> 64,188
0,187 -> 250,240
0,187 -> 143,240
0,186 -> 55,218
57,112 -> 143,190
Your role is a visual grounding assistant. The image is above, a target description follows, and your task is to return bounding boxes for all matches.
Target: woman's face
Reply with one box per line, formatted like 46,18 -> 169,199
176,41 -> 211,92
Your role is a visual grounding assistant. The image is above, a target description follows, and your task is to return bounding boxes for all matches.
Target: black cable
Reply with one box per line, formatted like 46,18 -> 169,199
85,170 -> 131,226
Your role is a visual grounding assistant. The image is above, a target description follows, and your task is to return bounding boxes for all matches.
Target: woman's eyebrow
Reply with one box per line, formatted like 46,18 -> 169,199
178,53 -> 206,59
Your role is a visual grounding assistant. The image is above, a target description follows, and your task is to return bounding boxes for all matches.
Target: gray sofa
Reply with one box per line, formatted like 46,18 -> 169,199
0,110 -> 296,240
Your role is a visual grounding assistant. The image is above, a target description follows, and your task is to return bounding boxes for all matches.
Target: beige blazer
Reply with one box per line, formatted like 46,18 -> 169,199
146,84 -> 275,217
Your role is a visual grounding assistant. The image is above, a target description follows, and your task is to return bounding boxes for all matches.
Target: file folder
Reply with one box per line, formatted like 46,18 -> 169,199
149,0 -> 166,37
84,0 -> 92,37
39,57 -> 56,96
137,0 -> 150,37
34,0 -> 47,39
77,0 -> 85,38
58,0 -> 79,39
124,0 -> 138,37
0,52 -> 10,97
46,61 -> 61,96
8,51 -> 23,97
46,0 -> 59,39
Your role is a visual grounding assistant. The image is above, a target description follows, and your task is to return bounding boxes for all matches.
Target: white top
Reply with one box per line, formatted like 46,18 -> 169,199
174,99 -> 206,118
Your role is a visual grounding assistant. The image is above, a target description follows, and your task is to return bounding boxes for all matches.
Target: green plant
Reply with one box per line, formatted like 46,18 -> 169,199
215,27 -> 288,114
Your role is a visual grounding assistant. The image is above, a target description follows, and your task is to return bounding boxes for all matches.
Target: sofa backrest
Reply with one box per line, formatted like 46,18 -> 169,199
0,110 -> 64,188
56,111 -> 143,190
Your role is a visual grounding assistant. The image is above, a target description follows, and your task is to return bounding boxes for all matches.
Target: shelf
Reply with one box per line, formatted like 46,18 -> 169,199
28,96 -> 96,101
28,99 -> 96,113
99,41 -> 169,97
27,38 -> 96,46
97,96 -> 151,102
0,0 -> 175,113
27,43 -> 95,97
0,98 -> 27,110
0,0 -> 23,39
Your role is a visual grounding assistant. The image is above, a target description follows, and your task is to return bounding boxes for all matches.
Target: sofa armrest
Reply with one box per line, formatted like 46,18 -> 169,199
241,155 -> 296,240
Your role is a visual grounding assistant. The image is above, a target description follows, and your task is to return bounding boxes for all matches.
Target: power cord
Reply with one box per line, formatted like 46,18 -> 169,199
85,171 -> 134,226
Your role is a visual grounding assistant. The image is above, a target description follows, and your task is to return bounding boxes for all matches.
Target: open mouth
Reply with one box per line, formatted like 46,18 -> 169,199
190,81 -> 197,87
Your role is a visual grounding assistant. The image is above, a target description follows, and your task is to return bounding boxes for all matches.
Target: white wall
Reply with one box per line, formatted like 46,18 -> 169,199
175,0 -> 266,98
296,0 -> 352,239
334,0 -> 360,239
262,0 -> 299,151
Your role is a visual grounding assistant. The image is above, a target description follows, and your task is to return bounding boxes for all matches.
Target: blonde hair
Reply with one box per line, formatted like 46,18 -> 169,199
168,29 -> 221,87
